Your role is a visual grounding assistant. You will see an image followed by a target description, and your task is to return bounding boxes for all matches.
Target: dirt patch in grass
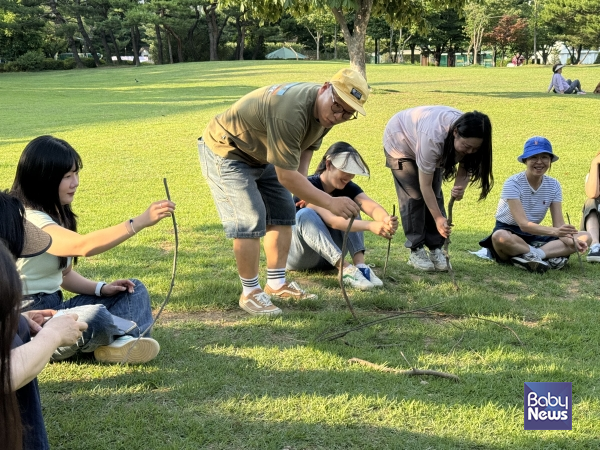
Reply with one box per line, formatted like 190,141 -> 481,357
158,310 -> 246,326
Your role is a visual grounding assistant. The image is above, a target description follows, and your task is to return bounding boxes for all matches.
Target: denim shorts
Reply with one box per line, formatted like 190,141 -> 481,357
198,138 -> 296,238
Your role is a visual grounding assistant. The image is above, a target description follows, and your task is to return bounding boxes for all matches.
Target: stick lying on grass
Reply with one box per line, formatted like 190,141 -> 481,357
442,196 -> 458,290
348,357 -> 460,382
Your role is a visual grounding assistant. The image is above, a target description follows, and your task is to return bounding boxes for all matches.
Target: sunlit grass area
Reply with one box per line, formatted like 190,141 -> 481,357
1,61 -> 599,449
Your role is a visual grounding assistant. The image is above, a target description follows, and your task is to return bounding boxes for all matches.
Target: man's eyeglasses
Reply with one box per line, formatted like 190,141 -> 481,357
330,86 -> 358,121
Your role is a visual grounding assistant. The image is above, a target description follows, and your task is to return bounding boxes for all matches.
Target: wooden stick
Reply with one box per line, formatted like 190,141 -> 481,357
566,212 -> 584,274
348,358 -> 460,382
383,204 -> 396,279
339,215 -> 359,322
120,178 -> 179,365
442,196 -> 458,290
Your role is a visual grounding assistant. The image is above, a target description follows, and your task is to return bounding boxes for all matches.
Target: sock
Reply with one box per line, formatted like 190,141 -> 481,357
529,245 -> 546,259
266,268 -> 286,290
240,275 -> 260,296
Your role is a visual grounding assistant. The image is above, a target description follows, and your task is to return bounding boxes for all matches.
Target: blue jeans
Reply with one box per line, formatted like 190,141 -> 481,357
198,138 -> 296,238
286,208 -> 365,270
21,279 -> 153,361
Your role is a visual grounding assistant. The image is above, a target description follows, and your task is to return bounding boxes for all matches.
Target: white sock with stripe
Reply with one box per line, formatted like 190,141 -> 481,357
240,275 -> 260,296
266,268 -> 286,290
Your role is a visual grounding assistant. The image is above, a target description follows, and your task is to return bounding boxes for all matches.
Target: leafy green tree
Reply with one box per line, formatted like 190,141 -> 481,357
296,7 -> 335,60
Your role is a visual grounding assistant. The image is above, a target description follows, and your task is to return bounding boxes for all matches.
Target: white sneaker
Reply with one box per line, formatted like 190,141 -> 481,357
429,248 -> 449,271
94,335 -> 160,364
408,247 -> 435,271
358,265 -> 383,287
343,265 -> 374,290
511,252 -> 549,273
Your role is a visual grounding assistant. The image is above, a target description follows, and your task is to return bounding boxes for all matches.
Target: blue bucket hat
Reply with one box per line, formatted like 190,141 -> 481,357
517,136 -> 558,163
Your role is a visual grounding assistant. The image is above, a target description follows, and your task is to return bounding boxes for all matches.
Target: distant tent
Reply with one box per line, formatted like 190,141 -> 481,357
265,47 -> 307,60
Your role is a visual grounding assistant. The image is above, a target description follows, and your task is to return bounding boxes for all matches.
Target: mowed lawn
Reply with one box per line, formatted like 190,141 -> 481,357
1,61 -> 599,449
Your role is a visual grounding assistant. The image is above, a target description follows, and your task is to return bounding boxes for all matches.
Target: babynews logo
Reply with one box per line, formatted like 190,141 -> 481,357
524,382 -> 572,430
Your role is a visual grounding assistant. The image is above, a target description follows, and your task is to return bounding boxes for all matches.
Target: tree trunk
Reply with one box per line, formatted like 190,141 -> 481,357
334,23 -> 337,59
316,31 -> 321,60
252,34 -> 264,60
109,31 -> 122,64
165,28 -> 174,64
74,0 -> 101,66
410,43 -> 416,64
234,17 -> 245,60
130,27 -> 140,66
163,24 -> 183,63
155,24 -> 163,65
204,3 -> 220,61
331,0 -> 373,80
100,32 -> 114,65
48,0 -> 84,68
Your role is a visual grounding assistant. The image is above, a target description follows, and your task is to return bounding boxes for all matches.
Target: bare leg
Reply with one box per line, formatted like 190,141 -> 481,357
540,231 -> 592,258
352,251 -> 366,266
233,238 -> 260,279
586,213 -> 600,245
491,230 -> 529,260
264,225 -> 291,269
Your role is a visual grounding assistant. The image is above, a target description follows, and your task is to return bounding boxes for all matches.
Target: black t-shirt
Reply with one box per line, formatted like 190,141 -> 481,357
294,174 -> 364,212
12,316 -> 49,450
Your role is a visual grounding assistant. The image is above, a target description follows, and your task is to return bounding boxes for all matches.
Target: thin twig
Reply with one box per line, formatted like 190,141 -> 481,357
348,358 -> 460,382
120,178 -> 179,365
442,196 -> 458,290
316,301 -> 448,341
339,214 -> 360,322
383,204 -> 396,279
566,212 -> 584,274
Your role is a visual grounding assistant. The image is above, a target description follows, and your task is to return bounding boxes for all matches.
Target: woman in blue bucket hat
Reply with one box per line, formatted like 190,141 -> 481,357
478,136 -> 591,273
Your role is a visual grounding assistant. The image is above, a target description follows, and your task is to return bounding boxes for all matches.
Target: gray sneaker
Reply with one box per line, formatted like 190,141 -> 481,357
511,252 -> 550,273
429,247 -> 449,271
408,247 -> 435,271
546,256 -> 568,270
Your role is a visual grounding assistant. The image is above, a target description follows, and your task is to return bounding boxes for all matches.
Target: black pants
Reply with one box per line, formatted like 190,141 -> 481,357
385,152 -> 446,250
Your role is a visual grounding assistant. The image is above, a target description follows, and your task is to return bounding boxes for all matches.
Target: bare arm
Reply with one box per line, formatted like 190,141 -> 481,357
451,164 -> 469,200
418,169 -> 450,238
275,167 -> 360,219
11,314 -> 87,390
508,199 -> 577,240
44,200 -> 175,257
61,265 -> 135,296
297,150 -> 313,177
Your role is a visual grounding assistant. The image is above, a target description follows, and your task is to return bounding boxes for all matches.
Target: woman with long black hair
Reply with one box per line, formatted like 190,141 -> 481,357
383,106 -> 493,271
1,191 -> 87,450
11,135 -> 175,364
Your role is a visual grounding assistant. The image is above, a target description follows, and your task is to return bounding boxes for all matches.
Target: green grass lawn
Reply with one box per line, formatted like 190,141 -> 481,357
1,61 -> 600,449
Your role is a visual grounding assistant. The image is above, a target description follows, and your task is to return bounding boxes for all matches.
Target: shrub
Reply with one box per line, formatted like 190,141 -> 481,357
81,57 -> 97,68
42,58 -> 64,70
62,58 -> 76,70
0,63 -> 5,73
14,51 -> 45,71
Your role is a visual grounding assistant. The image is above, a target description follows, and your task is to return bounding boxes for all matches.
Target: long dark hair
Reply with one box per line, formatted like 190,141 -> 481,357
11,135 -> 82,268
441,111 -> 493,200
0,192 -> 26,259
0,242 -> 24,450
314,141 -> 370,176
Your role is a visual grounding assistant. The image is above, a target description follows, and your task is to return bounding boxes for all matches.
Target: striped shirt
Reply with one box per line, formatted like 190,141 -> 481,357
495,172 -> 562,225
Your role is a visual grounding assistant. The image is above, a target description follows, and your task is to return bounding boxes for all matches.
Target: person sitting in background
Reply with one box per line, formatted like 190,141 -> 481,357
286,142 -> 398,290
10,135 -> 176,363
479,136 -> 590,273
547,64 -> 586,94
0,192 -> 87,450
580,151 -> 600,262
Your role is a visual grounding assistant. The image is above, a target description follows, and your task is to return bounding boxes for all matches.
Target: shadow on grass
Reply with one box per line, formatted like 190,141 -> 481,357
39,319 -> 599,449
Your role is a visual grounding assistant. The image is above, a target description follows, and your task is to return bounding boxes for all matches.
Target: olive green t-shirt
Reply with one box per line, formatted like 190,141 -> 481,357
202,83 -> 329,170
